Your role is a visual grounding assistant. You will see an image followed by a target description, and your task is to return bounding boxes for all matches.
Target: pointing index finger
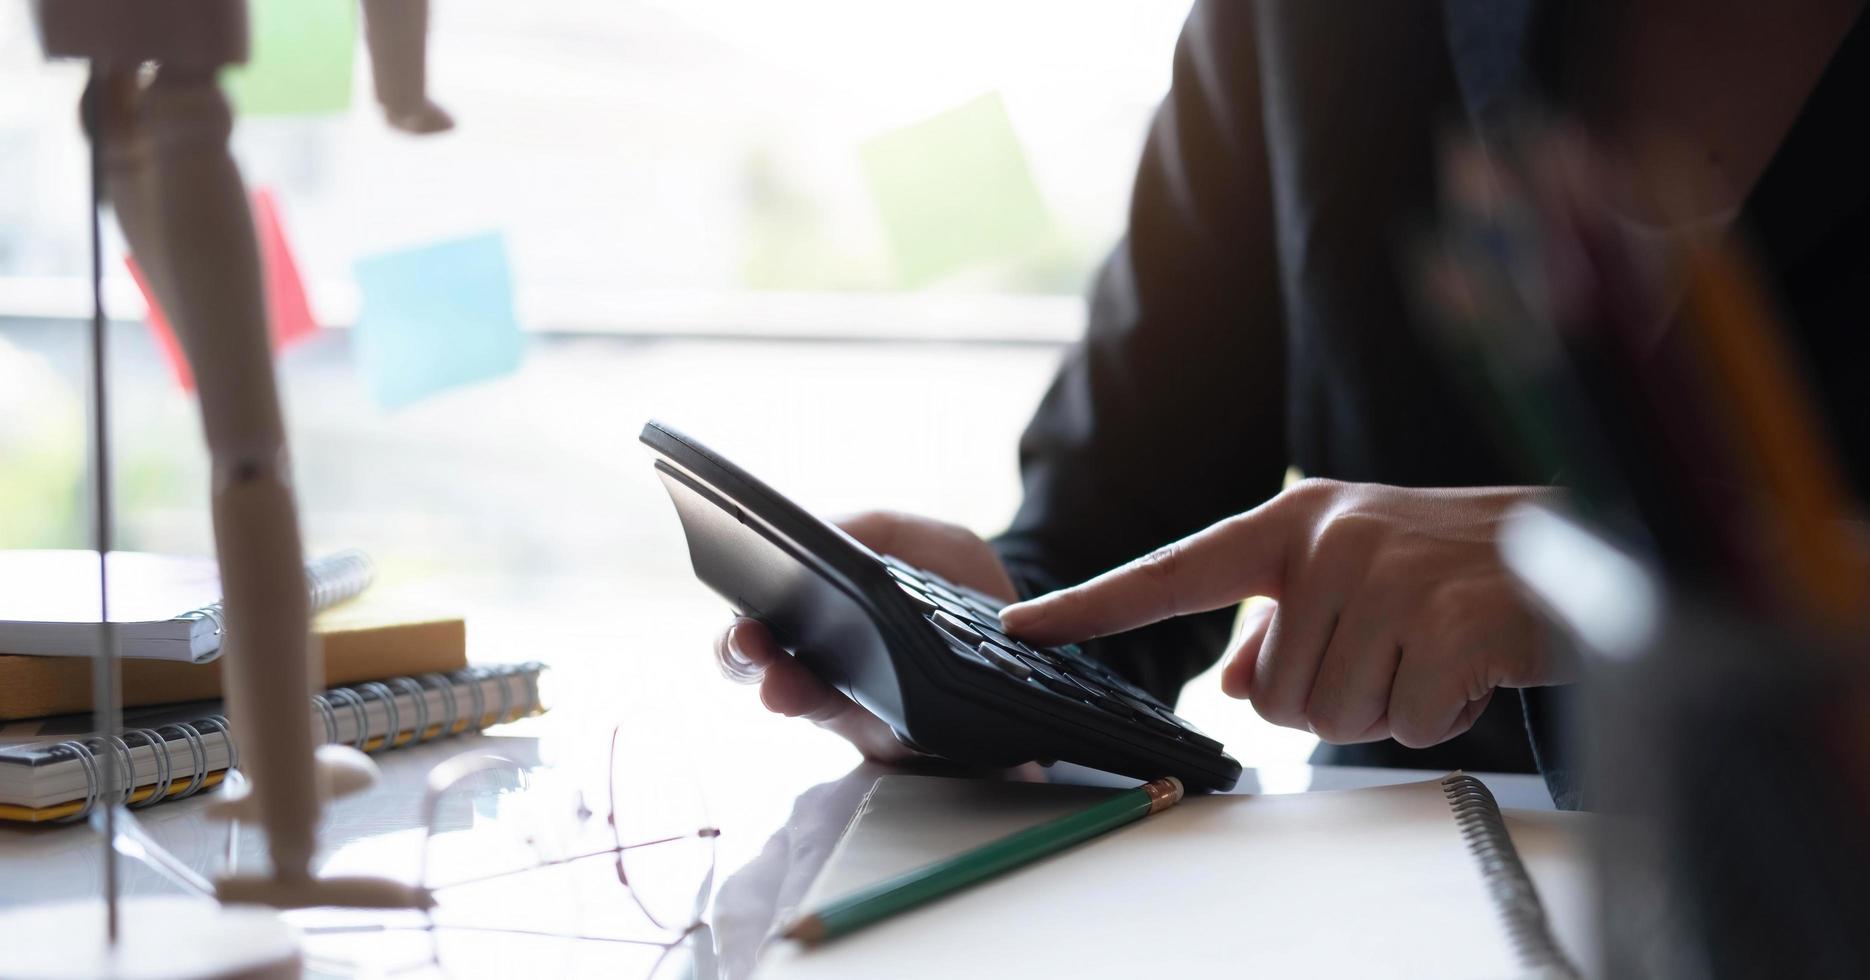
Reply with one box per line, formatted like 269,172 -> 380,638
998,507 -> 1293,646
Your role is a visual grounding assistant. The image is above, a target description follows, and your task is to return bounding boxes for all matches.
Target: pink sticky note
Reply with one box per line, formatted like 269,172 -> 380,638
125,255 -> 196,391
251,187 -> 319,349
129,188 -> 319,390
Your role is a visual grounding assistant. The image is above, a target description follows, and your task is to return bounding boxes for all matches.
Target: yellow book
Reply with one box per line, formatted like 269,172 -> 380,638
0,598 -> 467,722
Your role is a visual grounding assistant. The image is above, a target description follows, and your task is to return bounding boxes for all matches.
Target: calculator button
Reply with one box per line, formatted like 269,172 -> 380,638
975,642 -> 1032,680
1053,645 -> 1109,675
1057,652 -> 1162,706
1113,691 -> 1162,717
1061,673 -> 1113,703
974,621 -> 1017,646
1014,655 -> 1082,698
881,555 -> 919,576
938,634 -> 992,667
932,594 -> 978,621
1056,661 -> 1118,693
895,582 -> 939,613
963,602 -> 1004,628
952,589 -> 1006,623
1110,678 -> 1168,709
1126,707 -> 1184,740
1155,709 -> 1223,752
1085,690 -> 1140,719
885,564 -> 919,583
1030,674 -> 1084,700
924,585 -> 965,608
1077,673 -> 1114,703
1009,637 -> 1053,659
1021,646 -> 1066,669
929,611 -> 985,647
1012,650 -> 1060,678
917,569 -> 958,592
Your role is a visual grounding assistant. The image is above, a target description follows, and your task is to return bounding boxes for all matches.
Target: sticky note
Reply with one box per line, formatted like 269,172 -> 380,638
221,0 -> 357,116
860,92 -> 1054,286
128,188 -> 320,391
125,255 -> 195,390
352,232 -> 523,410
251,187 -> 319,350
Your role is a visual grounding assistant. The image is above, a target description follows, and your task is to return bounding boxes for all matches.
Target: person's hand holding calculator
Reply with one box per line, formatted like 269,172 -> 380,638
646,421 -> 1241,790
715,511 -> 1015,765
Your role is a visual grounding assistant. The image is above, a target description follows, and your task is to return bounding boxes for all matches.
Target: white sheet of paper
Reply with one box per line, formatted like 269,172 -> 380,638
759,775 -> 1568,979
1500,806 -> 1597,971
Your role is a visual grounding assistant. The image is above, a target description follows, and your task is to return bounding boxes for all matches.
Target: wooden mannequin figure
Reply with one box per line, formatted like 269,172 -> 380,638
32,0 -> 444,919
363,0 -> 455,134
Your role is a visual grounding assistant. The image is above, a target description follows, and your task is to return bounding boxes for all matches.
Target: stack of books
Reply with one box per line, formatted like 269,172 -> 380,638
0,550 -> 546,823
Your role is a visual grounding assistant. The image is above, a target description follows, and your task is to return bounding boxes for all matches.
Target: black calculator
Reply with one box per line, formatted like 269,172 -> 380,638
642,420 -> 1241,792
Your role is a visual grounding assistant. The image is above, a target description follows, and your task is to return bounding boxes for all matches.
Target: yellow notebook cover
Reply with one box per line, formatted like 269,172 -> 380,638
0,598 -> 466,721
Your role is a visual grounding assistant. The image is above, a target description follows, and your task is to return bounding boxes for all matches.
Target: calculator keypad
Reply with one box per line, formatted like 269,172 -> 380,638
882,556 -> 1222,753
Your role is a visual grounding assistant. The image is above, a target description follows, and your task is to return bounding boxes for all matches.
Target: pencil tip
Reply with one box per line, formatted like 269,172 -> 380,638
784,916 -> 825,944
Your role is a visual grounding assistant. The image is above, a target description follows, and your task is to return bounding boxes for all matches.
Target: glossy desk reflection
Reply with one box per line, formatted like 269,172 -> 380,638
0,731 -> 1555,978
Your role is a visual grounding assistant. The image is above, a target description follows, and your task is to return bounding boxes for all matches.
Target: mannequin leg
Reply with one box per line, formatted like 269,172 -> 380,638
137,66 -> 319,886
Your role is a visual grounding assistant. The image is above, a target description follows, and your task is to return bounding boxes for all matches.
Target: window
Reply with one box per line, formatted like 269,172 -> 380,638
1,1 -> 1318,769
1,1 -> 1194,336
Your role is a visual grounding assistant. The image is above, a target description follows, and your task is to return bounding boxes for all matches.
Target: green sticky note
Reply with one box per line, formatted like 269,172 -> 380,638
861,92 -> 1053,286
221,0 -> 358,116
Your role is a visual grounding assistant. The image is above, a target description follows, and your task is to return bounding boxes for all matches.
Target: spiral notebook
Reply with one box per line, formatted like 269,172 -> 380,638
0,662 -> 546,824
0,549 -> 376,663
761,773 -> 1582,980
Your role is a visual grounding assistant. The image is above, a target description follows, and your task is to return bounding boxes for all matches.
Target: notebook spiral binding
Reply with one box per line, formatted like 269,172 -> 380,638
1440,773 -> 1580,979
50,662 -> 538,825
173,550 -> 377,643
54,714 -> 233,825
304,550 -> 376,611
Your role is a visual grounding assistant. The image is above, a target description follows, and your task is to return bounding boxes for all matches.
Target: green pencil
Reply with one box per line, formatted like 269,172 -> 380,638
784,776 -> 1185,945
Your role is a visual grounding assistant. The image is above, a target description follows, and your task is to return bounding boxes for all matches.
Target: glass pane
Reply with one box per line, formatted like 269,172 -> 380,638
1,2 -> 1196,335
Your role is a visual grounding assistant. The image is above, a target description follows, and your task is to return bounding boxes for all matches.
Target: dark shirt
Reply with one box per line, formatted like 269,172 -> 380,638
992,1 -> 1869,782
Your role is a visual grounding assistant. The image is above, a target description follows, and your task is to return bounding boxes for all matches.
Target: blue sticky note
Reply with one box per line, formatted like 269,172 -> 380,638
352,233 -> 523,409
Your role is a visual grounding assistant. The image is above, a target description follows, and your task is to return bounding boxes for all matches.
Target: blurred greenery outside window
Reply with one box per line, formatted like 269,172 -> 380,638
0,2 -> 1192,554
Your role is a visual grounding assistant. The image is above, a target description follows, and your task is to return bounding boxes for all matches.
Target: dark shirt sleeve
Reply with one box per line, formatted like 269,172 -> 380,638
991,1 -> 1289,706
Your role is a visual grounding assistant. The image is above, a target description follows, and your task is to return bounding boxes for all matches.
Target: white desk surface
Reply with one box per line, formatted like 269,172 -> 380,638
0,585 -> 1567,978
0,738 -> 1561,978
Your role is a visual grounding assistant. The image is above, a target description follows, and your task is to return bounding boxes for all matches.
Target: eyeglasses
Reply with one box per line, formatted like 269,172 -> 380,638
295,725 -> 722,977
